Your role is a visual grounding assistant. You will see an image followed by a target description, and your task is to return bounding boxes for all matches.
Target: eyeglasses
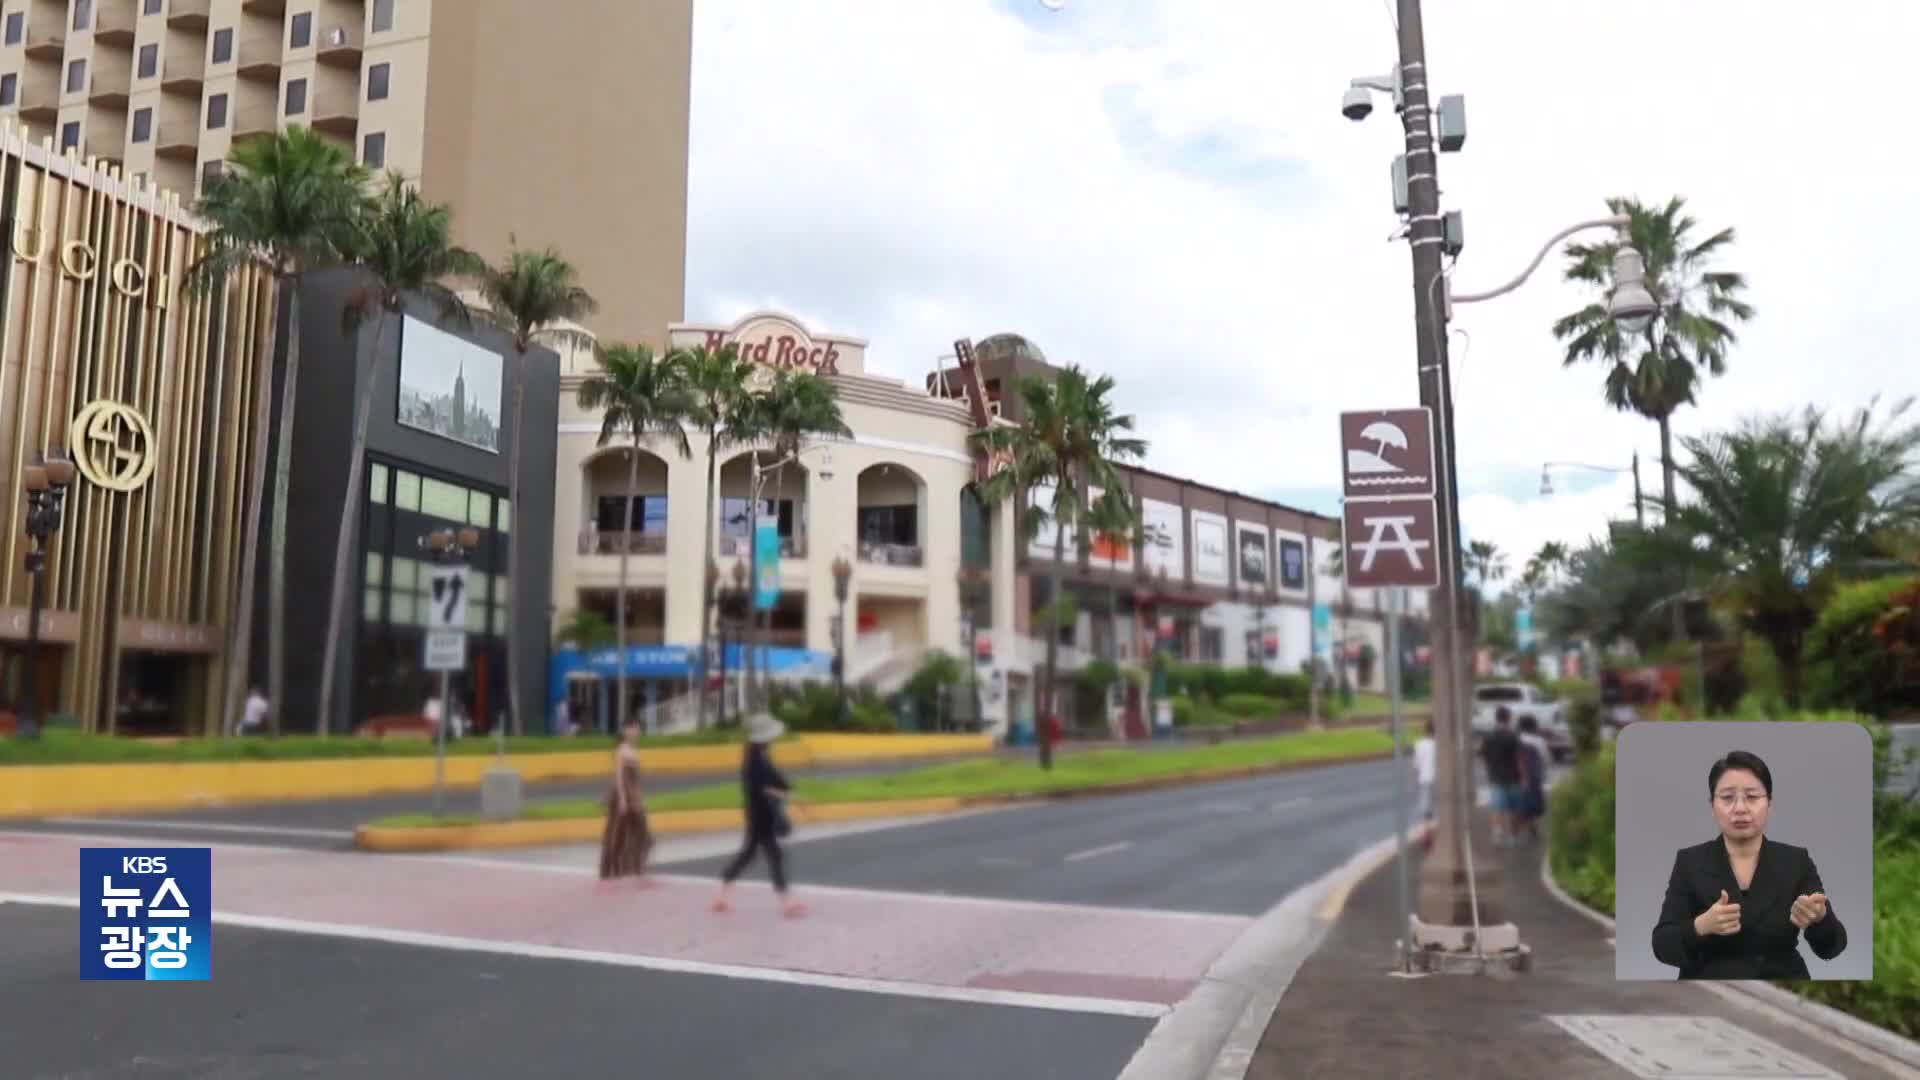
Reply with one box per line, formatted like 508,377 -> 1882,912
1715,791 -> 1769,808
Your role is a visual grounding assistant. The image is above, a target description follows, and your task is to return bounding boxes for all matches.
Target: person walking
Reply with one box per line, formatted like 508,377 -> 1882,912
597,719 -> 655,887
712,711 -> 805,918
1412,719 -> 1437,822
1515,714 -> 1552,844
1480,707 -> 1525,848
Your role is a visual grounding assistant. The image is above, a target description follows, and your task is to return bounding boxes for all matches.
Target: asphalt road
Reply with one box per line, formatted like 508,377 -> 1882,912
667,757 -> 1434,916
0,903 -> 1149,1080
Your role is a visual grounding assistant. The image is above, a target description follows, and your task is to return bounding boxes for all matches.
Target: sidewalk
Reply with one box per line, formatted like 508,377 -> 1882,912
1248,812 -> 1913,1080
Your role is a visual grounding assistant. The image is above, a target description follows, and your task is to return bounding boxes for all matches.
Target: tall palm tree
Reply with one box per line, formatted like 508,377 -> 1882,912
190,127 -> 370,736
314,176 -> 483,735
1554,196 -> 1755,516
576,344 -> 694,731
745,370 -> 851,705
679,343 -> 761,726
1464,540 -> 1509,593
973,366 -> 1147,769
1658,399 -> 1920,705
476,245 -> 599,735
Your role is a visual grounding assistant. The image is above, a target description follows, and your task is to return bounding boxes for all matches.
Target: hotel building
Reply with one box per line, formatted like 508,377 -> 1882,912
0,0 -> 691,346
0,125 -> 274,734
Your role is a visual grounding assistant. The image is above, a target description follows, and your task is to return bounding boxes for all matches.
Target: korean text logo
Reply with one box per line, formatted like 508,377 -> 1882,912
79,848 -> 211,981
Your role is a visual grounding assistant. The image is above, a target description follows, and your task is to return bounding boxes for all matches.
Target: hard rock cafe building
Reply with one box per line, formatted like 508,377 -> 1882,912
0,128 -> 273,735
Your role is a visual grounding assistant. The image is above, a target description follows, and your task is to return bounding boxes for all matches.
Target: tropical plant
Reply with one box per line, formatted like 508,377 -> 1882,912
678,343 -> 763,726
1537,531 -> 1689,655
737,370 -> 850,706
473,244 -> 598,735
1554,196 -> 1755,515
972,365 -> 1147,768
553,608 -> 617,651
1656,400 -> 1920,705
1464,540 -> 1509,592
314,176 -> 484,735
576,344 -> 695,731
190,127 -> 370,735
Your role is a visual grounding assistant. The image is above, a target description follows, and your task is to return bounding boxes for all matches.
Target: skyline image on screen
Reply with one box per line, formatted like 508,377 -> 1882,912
396,315 -> 503,454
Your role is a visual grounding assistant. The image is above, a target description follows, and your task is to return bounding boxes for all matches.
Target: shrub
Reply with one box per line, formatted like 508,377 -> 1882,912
1792,837 -> 1920,1038
1546,741 -> 1616,916
1805,575 -> 1919,717
1566,693 -> 1604,757
771,682 -> 896,733
1218,693 -> 1282,719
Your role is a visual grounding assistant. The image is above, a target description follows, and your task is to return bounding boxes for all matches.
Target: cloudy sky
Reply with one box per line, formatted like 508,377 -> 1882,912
684,0 -> 1914,584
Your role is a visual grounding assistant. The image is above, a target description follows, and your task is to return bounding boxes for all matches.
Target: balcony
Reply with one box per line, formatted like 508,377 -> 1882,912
314,19 -> 362,68
166,0 -> 212,30
16,64 -> 61,123
308,64 -> 357,136
577,530 -> 667,558
95,0 -> 139,44
89,48 -> 133,106
715,452 -> 812,565
855,462 -> 927,571
719,534 -> 807,560
84,109 -> 127,164
241,0 -> 287,14
152,94 -> 201,160
159,50 -> 204,96
858,542 -> 924,568
235,32 -> 282,83
230,81 -> 277,139
22,23 -> 65,60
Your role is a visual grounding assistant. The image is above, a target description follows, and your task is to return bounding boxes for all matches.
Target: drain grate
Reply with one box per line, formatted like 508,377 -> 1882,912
1547,1015 -> 1845,1079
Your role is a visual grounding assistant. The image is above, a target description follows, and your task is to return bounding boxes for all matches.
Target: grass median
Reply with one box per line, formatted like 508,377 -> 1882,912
0,728 -> 752,766
368,727 -> 1395,829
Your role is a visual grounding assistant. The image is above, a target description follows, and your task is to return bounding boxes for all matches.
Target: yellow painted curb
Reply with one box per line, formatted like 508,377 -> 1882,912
0,733 -> 994,820
352,796 -> 969,853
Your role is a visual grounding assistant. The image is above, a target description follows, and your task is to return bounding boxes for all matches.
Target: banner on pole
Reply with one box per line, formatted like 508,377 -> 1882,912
753,515 -> 780,611
1311,603 -> 1333,661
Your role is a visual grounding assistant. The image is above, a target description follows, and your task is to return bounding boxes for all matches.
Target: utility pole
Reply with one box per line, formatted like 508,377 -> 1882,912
1394,0 -> 1521,964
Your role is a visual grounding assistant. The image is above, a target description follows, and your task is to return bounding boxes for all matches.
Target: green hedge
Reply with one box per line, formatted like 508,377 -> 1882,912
1804,574 -> 1920,717
1161,661 -> 1307,707
769,683 -> 896,733
1546,710 -> 1920,1038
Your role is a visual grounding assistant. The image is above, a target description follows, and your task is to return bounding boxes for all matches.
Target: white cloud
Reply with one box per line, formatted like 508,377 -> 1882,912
686,0 -> 1917,564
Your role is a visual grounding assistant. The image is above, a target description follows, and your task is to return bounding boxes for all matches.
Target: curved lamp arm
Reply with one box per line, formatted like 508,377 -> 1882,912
1543,460 -> 1631,474
1450,214 -> 1629,305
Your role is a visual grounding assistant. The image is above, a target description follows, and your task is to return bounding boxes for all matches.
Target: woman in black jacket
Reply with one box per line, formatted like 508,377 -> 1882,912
712,712 -> 805,918
1651,749 -> 1847,979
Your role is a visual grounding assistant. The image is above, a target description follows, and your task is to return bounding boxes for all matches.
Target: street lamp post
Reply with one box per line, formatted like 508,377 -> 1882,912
1541,456 -> 1646,530
743,445 -> 835,711
17,451 -> 75,740
831,555 -> 852,726
957,566 -> 987,732
730,558 -> 748,723
419,525 -> 480,817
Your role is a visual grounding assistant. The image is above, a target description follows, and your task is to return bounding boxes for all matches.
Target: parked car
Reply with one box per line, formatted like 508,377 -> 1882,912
1472,682 -> 1572,762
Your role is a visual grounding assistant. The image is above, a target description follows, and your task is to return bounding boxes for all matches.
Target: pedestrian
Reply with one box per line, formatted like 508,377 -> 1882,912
235,687 -> 269,737
1515,714 -> 1551,843
1412,719 -> 1437,822
597,719 -> 655,887
1480,706 -> 1525,848
712,711 -> 805,918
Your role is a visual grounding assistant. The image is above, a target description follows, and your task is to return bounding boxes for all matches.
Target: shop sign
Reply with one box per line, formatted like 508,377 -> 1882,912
12,224 -> 174,310
701,329 -> 841,375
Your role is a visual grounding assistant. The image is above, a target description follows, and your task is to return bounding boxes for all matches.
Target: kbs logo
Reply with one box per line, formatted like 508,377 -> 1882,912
79,847 -> 211,981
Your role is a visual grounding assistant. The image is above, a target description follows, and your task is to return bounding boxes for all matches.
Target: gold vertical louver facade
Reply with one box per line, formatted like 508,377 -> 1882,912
0,120 -> 273,735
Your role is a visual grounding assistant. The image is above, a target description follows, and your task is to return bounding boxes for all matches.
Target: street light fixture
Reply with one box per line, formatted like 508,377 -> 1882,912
418,525 -> 480,816
18,450 -> 75,740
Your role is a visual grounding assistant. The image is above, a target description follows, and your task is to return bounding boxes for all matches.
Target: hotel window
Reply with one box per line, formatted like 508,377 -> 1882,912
290,12 -> 311,48
131,106 -> 151,142
138,43 -> 157,78
60,121 -> 79,152
206,92 -> 227,129
145,0 -> 162,13
419,477 -> 468,523
466,489 -> 492,528
72,0 -> 90,31
212,28 -> 231,64
597,494 -> 668,535
65,58 -> 85,94
371,0 -> 393,33
284,76 -> 305,116
4,13 -> 21,45
201,159 -> 223,185
722,497 -> 797,543
497,498 -> 510,534
0,74 -> 15,108
366,61 -> 389,101
857,504 -> 917,546
361,130 -> 384,167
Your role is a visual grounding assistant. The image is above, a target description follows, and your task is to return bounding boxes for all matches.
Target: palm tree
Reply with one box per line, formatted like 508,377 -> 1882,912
679,343 -> 762,726
1464,540 -> 1509,593
1657,399 -> 1920,705
475,245 -> 599,735
554,608 -> 618,652
190,127 -> 370,736
744,370 -> 851,705
576,344 -> 694,732
1554,196 -> 1755,516
314,176 -> 483,735
973,366 -> 1147,769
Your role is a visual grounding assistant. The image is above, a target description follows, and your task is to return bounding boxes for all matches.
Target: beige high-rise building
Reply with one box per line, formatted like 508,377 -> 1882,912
0,0 -> 690,344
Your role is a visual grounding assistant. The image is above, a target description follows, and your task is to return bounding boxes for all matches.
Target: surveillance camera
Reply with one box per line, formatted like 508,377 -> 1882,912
1341,87 -> 1373,121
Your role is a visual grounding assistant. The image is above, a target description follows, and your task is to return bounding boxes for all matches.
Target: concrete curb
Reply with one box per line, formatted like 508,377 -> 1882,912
353,797 -> 968,852
1117,819 -> 1434,1080
1537,844 -> 1920,1074
353,748 -> 1400,852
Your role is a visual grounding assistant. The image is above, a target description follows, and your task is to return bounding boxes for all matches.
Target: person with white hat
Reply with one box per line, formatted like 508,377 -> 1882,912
713,711 -> 805,918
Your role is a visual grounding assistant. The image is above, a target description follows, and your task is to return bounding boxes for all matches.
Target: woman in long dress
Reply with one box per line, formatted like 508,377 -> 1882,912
598,720 -> 655,885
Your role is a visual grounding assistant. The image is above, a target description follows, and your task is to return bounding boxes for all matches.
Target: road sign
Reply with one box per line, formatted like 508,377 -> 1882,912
426,565 -> 469,631
424,629 -> 467,672
1340,408 -> 1436,499
1342,497 -> 1440,589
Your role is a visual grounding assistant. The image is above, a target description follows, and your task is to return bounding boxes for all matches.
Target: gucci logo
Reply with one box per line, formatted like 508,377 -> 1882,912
69,399 -> 157,493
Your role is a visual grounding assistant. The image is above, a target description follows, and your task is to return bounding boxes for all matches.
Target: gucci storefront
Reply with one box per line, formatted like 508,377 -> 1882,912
0,128 -> 275,734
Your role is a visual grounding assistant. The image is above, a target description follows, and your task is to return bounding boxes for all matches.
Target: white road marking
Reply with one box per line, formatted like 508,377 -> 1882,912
0,891 -> 1168,1020
39,818 -> 352,840
1063,840 -> 1132,863
1270,796 -> 1312,813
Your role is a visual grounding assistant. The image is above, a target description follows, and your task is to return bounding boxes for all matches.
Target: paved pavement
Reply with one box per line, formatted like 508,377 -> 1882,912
1249,811 -> 1913,1080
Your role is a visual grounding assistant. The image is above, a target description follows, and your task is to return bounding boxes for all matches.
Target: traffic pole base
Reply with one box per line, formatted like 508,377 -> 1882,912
1407,916 -> 1532,976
